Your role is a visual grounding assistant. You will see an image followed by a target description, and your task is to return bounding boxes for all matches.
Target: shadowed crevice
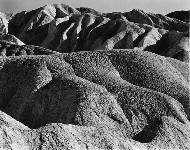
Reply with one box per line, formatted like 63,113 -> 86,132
132,118 -> 162,143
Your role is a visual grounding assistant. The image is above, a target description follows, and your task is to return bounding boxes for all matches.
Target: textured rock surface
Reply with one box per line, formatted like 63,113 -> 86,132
0,3 -> 189,150
0,49 -> 189,149
145,31 -> 189,62
0,40 -> 59,56
166,10 -> 190,23
0,12 -> 8,34
123,9 -> 189,32
8,6 -> 189,62
0,33 -> 25,45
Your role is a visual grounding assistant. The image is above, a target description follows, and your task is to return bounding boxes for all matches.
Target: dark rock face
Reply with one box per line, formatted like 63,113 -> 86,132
166,10 -> 190,23
77,7 -> 102,16
0,3 -> 189,150
145,30 -> 189,62
123,9 -> 189,32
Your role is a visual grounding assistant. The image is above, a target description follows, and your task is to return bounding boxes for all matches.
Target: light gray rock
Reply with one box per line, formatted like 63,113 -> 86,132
0,12 -> 8,34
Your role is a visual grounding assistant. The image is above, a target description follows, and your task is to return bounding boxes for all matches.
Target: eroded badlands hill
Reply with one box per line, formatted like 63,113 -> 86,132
0,3 -> 189,150
166,10 -> 190,23
7,4 -> 189,62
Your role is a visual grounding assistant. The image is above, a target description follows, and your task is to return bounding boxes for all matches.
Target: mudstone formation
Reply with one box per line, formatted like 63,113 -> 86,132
0,3 -> 189,150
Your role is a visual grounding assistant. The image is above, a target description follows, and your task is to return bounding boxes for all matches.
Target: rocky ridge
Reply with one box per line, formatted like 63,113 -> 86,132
7,5 -> 189,61
0,3 -> 189,150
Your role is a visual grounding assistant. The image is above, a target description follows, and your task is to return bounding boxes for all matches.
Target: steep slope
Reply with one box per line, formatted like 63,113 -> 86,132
145,30 -> 189,62
0,110 -> 30,149
166,10 -> 190,23
0,49 -> 189,149
8,6 -> 189,62
0,33 -> 25,45
0,3 -> 189,150
9,11 -> 144,52
0,12 -> 8,34
8,4 -> 80,45
123,9 -> 189,32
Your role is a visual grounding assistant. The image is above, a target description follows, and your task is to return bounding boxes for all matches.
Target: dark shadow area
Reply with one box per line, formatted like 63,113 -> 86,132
132,118 -> 162,143
133,30 -> 149,47
18,79 -> 80,129
8,8 -> 40,36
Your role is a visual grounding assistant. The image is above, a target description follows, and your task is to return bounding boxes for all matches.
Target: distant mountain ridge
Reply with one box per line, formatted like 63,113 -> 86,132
4,4 -> 189,62
166,10 -> 190,23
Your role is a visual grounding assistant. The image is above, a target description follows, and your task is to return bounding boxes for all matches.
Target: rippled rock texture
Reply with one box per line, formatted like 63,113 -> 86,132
0,3 -> 189,150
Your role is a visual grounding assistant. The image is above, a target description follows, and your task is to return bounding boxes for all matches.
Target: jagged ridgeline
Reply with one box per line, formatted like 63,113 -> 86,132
0,3 -> 189,150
